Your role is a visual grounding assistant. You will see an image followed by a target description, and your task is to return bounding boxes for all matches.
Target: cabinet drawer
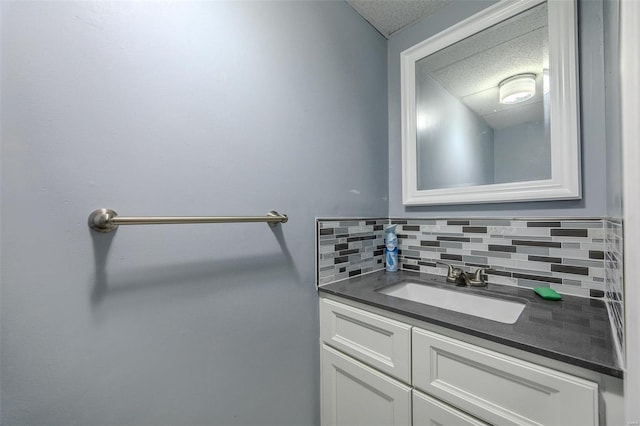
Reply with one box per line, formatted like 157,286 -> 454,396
321,345 -> 411,426
320,298 -> 411,383
412,327 -> 598,426
413,389 -> 489,426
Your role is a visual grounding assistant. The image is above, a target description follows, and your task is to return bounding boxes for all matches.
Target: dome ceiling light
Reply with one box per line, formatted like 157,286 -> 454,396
498,73 -> 536,104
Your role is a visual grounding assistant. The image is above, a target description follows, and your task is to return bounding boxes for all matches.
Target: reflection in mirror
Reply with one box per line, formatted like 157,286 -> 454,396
401,0 -> 580,206
415,3 -> 550,191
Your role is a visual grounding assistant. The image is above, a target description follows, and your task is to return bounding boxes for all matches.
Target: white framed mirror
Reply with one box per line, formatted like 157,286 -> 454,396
401,0 -> 580,205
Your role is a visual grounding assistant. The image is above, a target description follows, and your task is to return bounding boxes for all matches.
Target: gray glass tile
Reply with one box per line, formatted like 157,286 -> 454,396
517,279 -> 550,288
406,219 -> 437,225
509,235 -> 553,241
441,253 -> 463,261
338,221 -> 360,226
563,258 -> 604,268
513,240 -> 561,248
551,264 -> 589,276
463,255 -> 488,264
551,229 -> 589,237
488,244 -> 516,253
562,242 -> 582,249
471,250 -> 513,258
514,246 -> 550,255
561,221 -> 603,228
320,239 -> 340,246
513,272 -> 562,284
462,226 -> 487,233
589,250 -> 605,259
486,269 -> 512,277
440,241 -> 463,249
526,221 -> 561,227
470,219 -> 512,226
410,245 -> 439,252
511,267 -> 554,277
437,236 -> 470,242
528,255 -> 562,263
436,232 -> 466,237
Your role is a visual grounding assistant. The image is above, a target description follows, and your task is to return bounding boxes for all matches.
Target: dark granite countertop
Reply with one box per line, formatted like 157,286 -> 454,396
318,270 -> 623,378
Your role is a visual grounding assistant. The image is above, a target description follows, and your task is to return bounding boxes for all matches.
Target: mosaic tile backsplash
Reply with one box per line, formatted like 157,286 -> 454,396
317,218 -> 616,300
391,218 -> 606,298
316,219 -> 387,285
605,218 -> 624,364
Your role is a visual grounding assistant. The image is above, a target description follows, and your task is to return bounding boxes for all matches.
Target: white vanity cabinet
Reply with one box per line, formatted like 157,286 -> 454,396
319,298 -> 411,383
412,327 -> 598,426
413,390 -> 489,426
321,344 -> 411,426
319,296 -> 614,426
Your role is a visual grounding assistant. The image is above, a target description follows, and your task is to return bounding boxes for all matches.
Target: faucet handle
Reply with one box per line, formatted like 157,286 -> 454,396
436,261 -> 465,284
466,268 -> 488,287
474,268 -> 487,279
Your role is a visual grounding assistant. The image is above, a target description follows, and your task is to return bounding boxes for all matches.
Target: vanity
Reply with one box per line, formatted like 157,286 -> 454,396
315,0 -> 624,423
318,271 -> 623,426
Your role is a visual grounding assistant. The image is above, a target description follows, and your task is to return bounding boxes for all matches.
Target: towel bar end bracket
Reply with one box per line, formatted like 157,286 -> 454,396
88,208 -> 119,233
266,211 -> 288,227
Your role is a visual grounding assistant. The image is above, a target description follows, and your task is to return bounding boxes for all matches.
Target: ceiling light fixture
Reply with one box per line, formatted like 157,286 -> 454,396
499,74 -> 536,104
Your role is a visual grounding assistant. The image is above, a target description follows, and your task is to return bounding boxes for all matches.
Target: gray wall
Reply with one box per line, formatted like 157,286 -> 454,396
388,0 -> 608,217
603,0 -> 623,219
493,119 -> 550,184
416,72 -> 494,190
0,2 -> 387,425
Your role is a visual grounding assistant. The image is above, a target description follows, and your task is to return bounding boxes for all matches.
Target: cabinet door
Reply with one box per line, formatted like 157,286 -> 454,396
413,389 -> 489,426
320,298 -> 412,383
321,344 -> 411,426
412,327 -> 599,426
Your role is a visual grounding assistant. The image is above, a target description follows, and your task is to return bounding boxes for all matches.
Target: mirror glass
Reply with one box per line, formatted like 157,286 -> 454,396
415,3 -> 549,190
401,0 -> 580,206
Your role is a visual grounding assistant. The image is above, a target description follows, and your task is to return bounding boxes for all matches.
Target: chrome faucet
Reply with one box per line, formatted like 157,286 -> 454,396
437,262 -> 487,287
464,268 -> 488,287
437,261 -> 466,285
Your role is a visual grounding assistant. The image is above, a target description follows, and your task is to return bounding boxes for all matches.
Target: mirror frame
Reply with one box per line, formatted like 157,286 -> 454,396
401,0 -> 580,205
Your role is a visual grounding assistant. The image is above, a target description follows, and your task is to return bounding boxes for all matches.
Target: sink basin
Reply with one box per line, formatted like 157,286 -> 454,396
378,281 -> 526,324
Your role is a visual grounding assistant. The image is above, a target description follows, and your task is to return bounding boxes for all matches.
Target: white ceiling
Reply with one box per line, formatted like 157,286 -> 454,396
346,0 -> 451,38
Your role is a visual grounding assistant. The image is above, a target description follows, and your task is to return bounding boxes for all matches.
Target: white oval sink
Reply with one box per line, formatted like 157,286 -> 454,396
378,281 -> 525,324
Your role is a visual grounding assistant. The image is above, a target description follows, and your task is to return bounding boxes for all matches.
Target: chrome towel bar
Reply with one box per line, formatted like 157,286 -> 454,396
88,208 -> 288,233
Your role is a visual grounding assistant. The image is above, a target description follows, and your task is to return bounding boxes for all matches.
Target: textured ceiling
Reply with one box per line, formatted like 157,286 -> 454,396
420,3 -> 548,96
346,0 -> 450,38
